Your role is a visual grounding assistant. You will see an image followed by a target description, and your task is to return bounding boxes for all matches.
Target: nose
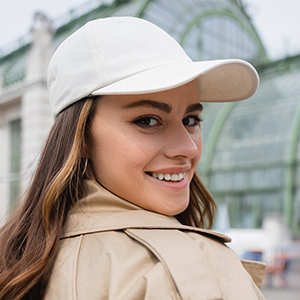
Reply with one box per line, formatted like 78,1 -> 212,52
164,124 -> 201,159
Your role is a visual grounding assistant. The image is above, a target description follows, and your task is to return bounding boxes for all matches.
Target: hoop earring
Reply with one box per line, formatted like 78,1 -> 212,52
82,158 -> 88,176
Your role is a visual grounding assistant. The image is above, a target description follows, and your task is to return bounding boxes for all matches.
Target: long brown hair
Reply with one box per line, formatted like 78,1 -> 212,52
0,97 -> 216,299
0,97 -> 97,299
176,173 -> 216,228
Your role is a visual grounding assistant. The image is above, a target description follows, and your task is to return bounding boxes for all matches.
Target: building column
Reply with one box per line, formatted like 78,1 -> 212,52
21,12 -> 55,188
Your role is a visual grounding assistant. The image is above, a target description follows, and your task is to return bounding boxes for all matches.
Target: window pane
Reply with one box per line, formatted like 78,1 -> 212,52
9,119 -> 21,206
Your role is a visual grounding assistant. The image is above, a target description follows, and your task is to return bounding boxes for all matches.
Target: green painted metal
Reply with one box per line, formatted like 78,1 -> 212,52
200,102 -> 237,188
179,9 -> 268,62
253,195 -> 260,228
208,161 -> 288,173
135,0 -> 152,17
211,186 -> 282,197
284,98 -> 300,228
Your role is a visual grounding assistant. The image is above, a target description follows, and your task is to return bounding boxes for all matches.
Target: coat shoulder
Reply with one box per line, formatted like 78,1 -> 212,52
45,230 -> 178,300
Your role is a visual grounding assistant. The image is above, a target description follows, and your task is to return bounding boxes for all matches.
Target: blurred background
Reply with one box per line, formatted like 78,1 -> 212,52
0,0 -> 299,298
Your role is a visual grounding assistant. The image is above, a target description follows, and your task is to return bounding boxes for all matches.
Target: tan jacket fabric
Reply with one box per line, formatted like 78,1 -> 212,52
45,180 -> 266,300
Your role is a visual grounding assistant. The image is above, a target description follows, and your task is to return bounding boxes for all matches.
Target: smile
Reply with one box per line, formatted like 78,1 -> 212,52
150,172 -> 186,182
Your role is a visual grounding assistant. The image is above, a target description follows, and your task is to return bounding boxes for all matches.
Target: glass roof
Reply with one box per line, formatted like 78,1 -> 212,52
142,0 -> 265,62
0,0 -> 265,88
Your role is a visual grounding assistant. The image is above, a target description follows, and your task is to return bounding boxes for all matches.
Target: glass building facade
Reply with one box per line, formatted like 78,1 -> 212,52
198,60 -> 300,236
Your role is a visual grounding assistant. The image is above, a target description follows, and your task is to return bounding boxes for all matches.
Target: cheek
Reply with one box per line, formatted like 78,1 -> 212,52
89,122 -> 118,176
89,123 -> 156,180
193,131 -> 203,162
197,138 -> 203,158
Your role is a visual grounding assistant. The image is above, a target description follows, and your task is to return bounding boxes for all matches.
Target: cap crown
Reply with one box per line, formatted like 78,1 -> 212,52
48,17 -> 191,116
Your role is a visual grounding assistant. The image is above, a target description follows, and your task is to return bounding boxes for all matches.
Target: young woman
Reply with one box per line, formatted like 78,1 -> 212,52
0,17 -> 266,300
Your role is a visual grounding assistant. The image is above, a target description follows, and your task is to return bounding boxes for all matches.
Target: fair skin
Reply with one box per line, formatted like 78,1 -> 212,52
88,79 -> 203,216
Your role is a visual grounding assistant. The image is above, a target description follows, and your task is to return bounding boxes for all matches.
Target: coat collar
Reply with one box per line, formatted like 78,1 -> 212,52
62,180 -> 231,243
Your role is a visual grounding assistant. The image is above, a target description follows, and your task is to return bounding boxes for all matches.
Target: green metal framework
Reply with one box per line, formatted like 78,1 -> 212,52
201,102 -> 238,186
139,0 -> 266,63
284,97 -> 300,228
198,62 -> 300,236
180,9 -> 267,63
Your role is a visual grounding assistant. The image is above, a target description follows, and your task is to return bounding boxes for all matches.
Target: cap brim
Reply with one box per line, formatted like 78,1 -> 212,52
91,59 -> 259,102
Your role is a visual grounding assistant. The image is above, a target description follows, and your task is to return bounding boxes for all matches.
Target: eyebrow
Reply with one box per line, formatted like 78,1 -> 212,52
123,100 -> 172,113
123,99 -> 203,114
185,103 -> 203,114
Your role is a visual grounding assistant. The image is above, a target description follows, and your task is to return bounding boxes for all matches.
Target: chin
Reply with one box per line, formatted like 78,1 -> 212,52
158,202 -> 189,216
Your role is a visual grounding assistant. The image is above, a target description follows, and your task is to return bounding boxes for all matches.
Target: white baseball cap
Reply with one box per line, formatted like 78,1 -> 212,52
47,16 -> 259,118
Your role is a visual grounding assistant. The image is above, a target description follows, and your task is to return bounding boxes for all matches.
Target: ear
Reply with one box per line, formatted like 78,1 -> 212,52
81,137 -> 96,180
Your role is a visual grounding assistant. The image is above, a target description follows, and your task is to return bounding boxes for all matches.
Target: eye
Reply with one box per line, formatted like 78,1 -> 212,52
182,115 -> 203,126
133,116 -> 161,128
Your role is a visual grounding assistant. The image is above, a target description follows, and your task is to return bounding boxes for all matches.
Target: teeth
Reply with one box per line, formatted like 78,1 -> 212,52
151,172 -> 185,182
171,174 -> 178,181
165,174 -> 171,181
158,173 -> 164,180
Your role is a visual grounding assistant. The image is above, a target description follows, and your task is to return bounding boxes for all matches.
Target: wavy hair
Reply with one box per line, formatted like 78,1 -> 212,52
0,97 -> 216,299
0,97 -> 97,299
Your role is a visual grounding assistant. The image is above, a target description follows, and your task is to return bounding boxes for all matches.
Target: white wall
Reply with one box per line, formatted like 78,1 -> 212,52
0,13 -> 54,220
0,101 -> 21,224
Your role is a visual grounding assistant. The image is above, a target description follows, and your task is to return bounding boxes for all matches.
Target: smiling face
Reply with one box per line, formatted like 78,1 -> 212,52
87,80 -> 203,215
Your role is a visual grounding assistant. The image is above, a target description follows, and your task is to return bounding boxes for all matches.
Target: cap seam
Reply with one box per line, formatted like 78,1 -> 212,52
87,21 -> 106,84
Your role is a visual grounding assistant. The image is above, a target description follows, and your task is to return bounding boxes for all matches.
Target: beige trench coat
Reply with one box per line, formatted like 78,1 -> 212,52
45,180 -> 266,300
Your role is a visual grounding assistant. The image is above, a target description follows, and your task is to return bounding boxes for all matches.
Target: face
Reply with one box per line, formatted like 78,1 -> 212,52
87,80 -> 203,216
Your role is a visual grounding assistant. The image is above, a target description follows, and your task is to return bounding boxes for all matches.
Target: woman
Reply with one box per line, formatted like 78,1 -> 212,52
0,17 -> 266,299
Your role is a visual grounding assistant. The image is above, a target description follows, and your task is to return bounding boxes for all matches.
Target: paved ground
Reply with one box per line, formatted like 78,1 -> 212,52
261,258 -> 300,300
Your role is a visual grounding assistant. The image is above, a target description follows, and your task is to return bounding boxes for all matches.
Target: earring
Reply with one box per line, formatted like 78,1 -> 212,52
82,158 -> 88,176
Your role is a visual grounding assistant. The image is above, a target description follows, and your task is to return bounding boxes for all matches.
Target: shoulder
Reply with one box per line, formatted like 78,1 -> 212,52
45,230 -> 177,300
241,259 -> 266,289
46,228 -> 265,300
186,231 -> 266,296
